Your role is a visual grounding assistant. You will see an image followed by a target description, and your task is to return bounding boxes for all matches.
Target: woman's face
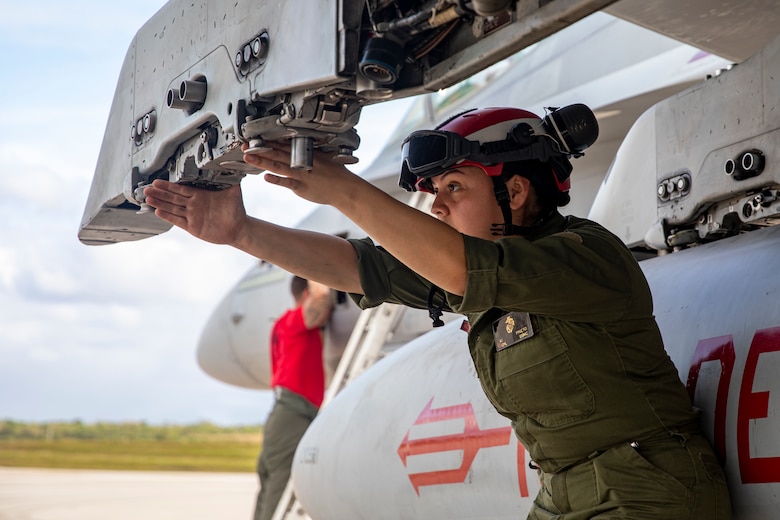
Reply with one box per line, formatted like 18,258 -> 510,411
428,166 -> 505,240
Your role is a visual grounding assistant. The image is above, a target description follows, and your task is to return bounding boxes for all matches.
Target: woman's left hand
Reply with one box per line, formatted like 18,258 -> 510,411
242,142 -> 362,208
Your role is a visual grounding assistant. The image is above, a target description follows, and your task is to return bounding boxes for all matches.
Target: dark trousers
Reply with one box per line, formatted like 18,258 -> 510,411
253,388 -> 318,520
528,433 -> 732,519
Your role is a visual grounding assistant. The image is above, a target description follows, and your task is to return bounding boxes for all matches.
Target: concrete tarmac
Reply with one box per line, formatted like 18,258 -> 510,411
0,467 -> 257,519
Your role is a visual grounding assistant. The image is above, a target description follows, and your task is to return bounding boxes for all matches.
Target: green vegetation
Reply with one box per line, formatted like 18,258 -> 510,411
0,420 -> 262,473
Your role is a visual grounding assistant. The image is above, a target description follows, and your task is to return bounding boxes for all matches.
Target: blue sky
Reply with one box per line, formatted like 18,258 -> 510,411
0,1 -> 412,425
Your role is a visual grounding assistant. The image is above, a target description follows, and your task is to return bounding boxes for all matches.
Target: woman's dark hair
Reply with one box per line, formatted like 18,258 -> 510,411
502,160 -> 570,214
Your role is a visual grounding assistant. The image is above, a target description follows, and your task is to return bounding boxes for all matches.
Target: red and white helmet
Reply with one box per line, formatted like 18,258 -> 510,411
399,105 -> 598,196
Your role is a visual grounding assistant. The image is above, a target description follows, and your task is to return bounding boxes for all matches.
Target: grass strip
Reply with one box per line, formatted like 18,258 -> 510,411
0,438 -> 260,473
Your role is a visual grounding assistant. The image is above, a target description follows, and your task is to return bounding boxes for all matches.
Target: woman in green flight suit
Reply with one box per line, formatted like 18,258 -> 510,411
143,105 -> 732,519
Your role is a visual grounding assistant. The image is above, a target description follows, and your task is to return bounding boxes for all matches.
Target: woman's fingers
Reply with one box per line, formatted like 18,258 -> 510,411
243,146 -> 291,172
242,141 -> 339,175
144,182 -> 186,213
263,173 -> 302,191
244,154 -> 287,174
153,207 -> 187,228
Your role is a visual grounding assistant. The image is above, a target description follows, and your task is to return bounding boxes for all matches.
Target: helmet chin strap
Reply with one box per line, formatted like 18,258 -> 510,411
426,285 -> 446,327
489,176 -> 552,236
490,176 -> 525,236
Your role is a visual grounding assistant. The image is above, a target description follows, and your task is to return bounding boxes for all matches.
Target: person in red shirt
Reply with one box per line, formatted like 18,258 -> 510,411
254,276 -> 333,520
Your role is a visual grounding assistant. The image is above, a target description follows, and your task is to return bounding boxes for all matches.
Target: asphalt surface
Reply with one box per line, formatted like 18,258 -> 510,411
0,467 -> 257,519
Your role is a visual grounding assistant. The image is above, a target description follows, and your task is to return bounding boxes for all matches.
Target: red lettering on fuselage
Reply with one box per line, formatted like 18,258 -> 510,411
686,335 -> 735,464
687,327 -> 780,485
738,326 -> 780,483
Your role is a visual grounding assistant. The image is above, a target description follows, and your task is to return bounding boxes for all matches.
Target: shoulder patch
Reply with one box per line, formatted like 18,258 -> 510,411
551,231 -> 583,243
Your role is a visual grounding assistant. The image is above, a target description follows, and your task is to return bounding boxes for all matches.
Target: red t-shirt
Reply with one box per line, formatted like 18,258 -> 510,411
269,306 -> 325,408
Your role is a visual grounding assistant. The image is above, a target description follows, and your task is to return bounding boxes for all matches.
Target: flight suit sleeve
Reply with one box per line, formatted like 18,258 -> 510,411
346,237 -> 435,311
448,231 -> 643,322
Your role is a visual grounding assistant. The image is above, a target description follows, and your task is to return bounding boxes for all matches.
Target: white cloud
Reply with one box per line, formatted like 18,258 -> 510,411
0,1 -> 165,48
0,247 -> 18,287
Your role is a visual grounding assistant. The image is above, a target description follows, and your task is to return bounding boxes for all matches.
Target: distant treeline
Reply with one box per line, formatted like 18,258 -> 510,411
0,419 -> 262,442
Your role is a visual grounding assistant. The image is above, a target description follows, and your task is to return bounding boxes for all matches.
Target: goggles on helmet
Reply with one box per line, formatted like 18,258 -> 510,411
399,130 -> 485,191
398,104 -> 598,195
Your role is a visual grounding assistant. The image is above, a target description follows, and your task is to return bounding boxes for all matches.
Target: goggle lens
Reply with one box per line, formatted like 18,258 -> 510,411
402,133 -> 450,172
399,131 -> 492,192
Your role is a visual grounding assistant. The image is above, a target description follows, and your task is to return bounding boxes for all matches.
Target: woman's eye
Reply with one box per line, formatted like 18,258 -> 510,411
448,183 -> 461,192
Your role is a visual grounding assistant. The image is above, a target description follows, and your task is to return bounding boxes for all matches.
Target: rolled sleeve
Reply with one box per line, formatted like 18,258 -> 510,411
447,235 -> 501,314
347,237 -> 392,308
347,237 -> 432,311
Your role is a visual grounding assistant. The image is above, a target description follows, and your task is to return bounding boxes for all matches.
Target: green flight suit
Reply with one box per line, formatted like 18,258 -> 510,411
348,212 -> 731,519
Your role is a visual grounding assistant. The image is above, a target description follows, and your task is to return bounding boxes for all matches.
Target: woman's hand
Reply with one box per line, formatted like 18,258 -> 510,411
242,142 -> 361,208
143,180 -> 248,246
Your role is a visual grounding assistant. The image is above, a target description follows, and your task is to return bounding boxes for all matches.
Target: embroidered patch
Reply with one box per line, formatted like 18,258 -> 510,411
493,312 -> 535,351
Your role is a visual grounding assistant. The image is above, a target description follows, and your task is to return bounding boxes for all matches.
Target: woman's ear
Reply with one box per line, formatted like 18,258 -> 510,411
507,175 -> 532,210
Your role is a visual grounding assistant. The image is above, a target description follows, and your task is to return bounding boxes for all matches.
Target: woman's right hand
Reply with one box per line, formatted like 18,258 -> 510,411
143,180 -> 248,246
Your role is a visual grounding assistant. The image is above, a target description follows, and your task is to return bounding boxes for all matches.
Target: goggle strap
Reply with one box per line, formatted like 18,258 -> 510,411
471,140 -> 552,165
491,176 -> 515,237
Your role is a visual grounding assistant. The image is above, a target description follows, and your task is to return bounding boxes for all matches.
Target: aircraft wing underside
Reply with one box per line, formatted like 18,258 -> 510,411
78,0 -> 778,246
606,0 -> 780,63
78,0 -> 617,245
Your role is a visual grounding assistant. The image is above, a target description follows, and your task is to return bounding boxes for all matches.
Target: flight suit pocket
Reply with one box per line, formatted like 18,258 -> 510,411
495,325 -> 594,427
